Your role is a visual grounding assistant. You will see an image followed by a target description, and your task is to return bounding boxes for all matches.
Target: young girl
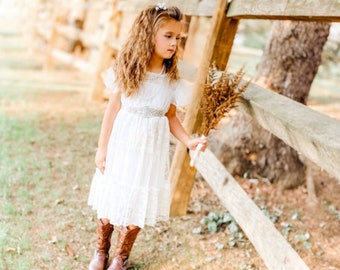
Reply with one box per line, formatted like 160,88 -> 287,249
88,4 -> 207,270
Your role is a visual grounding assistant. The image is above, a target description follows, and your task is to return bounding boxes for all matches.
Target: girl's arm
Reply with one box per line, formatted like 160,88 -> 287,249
165,104 -> 207,151
95,92 -> 121,173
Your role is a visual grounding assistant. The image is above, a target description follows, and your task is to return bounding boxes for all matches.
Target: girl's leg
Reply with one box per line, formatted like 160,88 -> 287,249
107,225 -> 141,270
89,218 -> 114,270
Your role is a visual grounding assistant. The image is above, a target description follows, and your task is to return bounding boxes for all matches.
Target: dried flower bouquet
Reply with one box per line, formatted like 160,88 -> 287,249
190,66 -> 250,167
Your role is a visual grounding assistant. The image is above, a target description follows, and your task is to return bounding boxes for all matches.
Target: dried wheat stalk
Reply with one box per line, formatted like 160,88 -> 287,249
198,66 -> 250,136
190,66 -> 250,167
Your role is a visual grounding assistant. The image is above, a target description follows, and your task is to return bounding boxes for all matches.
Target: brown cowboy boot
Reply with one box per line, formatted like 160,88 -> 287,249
107,225 -> 141,270
89,219 -> 114,270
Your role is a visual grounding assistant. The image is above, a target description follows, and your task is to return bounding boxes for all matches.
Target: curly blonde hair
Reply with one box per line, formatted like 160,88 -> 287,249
113,5 -> 183,96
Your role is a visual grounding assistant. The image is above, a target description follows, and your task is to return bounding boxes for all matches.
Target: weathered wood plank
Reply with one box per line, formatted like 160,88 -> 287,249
90,1 -> 120,100
117,0 -> 218,16
55,24 -> 81,41
178,61 -> 197,82
170,0 -> 236,216
51,49 -> 93,73
43,37 -> 56,69
193,149 -> 310,270
239,83 -> 340,182
55,24 -> 99,48
210,18 -> 239,69
227,0 -> 340,22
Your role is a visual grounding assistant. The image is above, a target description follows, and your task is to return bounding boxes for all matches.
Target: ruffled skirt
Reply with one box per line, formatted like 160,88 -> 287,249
88,108 -> 171,228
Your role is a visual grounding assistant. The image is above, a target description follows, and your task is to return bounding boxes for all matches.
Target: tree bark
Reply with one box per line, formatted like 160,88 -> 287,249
255,21 -> 330,103
213,21 -> 330,189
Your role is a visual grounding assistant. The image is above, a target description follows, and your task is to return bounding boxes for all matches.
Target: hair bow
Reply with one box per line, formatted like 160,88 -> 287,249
155,3 -> 167,11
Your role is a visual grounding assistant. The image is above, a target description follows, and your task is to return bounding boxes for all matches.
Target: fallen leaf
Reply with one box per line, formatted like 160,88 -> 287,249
66,243 -> 76,257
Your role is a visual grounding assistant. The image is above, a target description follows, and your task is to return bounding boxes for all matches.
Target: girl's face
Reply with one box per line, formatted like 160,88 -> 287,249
154,19 -> 181,60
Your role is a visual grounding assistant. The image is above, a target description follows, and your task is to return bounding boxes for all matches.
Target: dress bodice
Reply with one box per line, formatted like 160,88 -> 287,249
104,68 -> 192,113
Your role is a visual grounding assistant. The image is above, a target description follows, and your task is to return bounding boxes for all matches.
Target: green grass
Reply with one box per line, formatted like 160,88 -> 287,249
0,83 -> 103,269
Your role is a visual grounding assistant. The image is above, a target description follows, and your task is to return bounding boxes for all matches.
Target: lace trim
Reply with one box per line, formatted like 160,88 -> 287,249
145,72 -> 167,81
89,175 -> 171,228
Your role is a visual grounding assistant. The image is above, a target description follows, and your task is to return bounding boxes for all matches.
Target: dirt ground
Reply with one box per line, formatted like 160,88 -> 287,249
1,12 -> 340,270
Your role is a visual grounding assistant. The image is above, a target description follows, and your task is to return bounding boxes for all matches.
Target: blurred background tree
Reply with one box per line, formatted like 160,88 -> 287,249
214,21 -> 331,189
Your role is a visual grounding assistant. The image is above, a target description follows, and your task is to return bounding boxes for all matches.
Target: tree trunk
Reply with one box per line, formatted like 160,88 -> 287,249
255,21 -> 330,103
213,21 -> 330,189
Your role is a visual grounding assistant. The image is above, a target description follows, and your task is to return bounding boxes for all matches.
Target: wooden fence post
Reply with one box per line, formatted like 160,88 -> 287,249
89,0 -> 120,100
43,1 -> 62,70
170,0 -> 239,216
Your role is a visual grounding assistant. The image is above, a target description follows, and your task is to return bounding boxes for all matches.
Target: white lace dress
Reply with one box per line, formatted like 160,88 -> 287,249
88,68 -> 191,228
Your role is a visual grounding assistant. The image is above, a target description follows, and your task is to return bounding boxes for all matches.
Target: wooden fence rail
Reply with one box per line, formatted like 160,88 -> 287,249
42,1 -> 109,72
192,148 -> 310,270
227,0 -> 340,22
189,80 -> 340,268
239,83 -> 340,183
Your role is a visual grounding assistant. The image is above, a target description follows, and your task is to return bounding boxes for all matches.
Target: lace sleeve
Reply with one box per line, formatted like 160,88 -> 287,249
103,67 -> 119,93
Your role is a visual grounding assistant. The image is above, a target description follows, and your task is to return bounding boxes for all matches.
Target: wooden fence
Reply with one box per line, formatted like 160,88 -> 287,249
175,1 -> 340,269
26,0 -> 111,73
27,0 -> 340,269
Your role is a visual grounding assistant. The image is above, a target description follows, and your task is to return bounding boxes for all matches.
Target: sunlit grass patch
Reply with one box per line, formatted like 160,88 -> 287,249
0,112 -> 44,268
0,81 -> 102,268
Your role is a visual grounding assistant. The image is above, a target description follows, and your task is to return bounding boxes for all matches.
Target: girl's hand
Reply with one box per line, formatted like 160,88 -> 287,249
187,136 -> 208,152
95,148 -> 107,174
